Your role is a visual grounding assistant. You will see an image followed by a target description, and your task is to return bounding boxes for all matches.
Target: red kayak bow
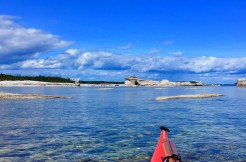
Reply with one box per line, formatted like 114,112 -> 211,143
151,126 -> 182,162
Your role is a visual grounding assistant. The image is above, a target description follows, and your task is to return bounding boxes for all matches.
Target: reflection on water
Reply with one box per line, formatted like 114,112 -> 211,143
0,86 -> 245,161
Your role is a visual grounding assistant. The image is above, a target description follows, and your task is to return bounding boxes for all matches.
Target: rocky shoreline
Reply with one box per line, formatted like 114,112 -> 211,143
0,80 -> 123,87
1,78 -> 245,87
0,81 -> 75,87
124,76 -> 219,87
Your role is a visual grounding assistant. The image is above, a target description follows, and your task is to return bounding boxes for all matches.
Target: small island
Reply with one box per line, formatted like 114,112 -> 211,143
236,78 -> 246,87
125,76 -> 214,86
0,91 -> 68,100
155,94 -> 223,101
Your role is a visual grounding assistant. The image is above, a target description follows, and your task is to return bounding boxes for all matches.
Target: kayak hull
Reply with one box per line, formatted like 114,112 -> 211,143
151,127 -> 180,162
151,130 -> 168,162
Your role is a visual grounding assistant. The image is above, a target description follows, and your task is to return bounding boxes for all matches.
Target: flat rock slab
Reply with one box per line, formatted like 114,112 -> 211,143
0,91 -> 68,100
155,94 -> 223,101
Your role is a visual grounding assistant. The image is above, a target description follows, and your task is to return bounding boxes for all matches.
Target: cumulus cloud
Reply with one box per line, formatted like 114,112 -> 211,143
20,59 -> 63,69
0,15 -> 73,64
64,49 -> 80,56
3,50 -> 244,75
76,51 -> 137,70
1,47 -> 245,83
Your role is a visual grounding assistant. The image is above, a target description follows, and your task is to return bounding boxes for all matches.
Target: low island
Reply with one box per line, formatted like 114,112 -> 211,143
236,78 -> 246,87
155,94 -> 223,101
124,76 -> 220,86
0,91 -> 68,100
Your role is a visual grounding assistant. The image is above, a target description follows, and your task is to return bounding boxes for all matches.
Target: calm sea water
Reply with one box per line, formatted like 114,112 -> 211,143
0,86 -> 245,162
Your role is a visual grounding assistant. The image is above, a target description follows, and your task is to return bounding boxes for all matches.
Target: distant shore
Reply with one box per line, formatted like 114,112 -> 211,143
0,80 -> 75,87
0,80 -> 240,87
0,80 -> 124,87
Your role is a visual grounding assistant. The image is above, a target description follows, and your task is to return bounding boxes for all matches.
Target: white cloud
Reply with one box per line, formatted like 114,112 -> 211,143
0,15 -> 73,64
20,59 -> 62,69
2,50 -> 245,76
114,43 -> 132,50
1,45 -> 245,83
65,49 -> 80,56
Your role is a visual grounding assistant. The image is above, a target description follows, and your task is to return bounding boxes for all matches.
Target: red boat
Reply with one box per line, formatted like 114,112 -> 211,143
151,126 -> 182,162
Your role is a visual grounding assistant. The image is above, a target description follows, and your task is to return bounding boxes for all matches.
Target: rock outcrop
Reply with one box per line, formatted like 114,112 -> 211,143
236,78 -> 246,87
0,91 -> 68,100
125,76 -> 204,86
155,94 -> 223,101
75,79 -> 80,87
125,76 -> 139,86
160,80 -> 203,86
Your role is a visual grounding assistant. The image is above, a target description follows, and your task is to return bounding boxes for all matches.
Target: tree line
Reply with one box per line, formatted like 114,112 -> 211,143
0,73 -> 124,84
0,73 -> 74,83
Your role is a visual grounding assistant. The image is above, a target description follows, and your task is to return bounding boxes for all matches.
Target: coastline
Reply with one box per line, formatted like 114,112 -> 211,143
0,80 -> 125,87
0,80 -> 75,87
0,80 -> 238,87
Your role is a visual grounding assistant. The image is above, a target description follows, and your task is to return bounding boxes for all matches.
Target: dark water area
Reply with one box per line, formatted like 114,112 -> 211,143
0,86 -> 245,161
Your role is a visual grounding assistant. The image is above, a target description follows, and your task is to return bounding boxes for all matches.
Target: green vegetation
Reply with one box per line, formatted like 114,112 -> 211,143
0,73 -> 74,83
0,73 -> 124,84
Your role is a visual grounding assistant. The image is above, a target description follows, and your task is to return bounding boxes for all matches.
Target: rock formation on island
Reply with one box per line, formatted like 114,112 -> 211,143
75,79 -> 81,87
236,78 -> 246,87
125,76 -> 204,86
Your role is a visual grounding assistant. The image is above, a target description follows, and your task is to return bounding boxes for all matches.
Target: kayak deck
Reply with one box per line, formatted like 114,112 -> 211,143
151,126 -> 182,162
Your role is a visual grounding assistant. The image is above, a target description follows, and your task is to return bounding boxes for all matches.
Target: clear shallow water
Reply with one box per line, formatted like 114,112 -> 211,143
0,86 -> 245,162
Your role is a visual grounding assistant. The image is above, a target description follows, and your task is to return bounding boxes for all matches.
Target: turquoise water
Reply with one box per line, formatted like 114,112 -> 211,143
0,86 -> 245,161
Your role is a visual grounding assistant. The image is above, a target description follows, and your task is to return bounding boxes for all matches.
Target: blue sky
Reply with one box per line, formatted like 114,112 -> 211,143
0,0 -> 246,83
